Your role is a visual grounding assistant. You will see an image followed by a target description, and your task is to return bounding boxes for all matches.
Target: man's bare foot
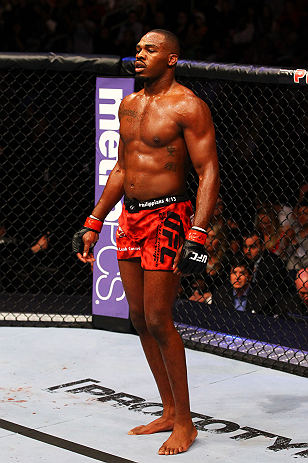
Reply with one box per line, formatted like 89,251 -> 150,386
128,416 -> 174,435
158,424 -> 198,455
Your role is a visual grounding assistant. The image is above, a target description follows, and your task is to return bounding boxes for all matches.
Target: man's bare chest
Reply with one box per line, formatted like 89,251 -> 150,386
119,100 -> 181,147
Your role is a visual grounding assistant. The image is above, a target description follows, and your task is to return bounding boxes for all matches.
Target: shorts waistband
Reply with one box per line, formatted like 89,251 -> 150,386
124,193 -> 189,213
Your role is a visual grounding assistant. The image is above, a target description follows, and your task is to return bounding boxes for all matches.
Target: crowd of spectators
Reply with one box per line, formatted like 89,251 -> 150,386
180,188 -> 308,320
0,0 -> 307,67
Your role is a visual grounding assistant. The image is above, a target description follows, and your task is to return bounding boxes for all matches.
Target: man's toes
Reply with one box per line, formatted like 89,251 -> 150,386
128,425 -> 145,435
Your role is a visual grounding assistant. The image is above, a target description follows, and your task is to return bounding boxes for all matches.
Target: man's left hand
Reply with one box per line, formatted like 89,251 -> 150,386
173,228 -> 208,275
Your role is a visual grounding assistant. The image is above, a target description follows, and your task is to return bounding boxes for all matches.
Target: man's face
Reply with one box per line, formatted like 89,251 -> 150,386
135,32 -> 177,83
205,228 -> 219,253
212,198 -> 224,217
230,266 -> 252,292
243,235 -> 264,260
297,205 -> 308,226
258,213 -> 271,233
295,273 -> 308,306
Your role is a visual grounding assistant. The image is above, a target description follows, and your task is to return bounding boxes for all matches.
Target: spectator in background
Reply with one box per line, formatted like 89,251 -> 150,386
296,195 -> 308,228
294,267 -> 308,312
298,183 -> 308,203
254,189 -> 297,233
286,224 -> 308,273
255,206 -> 292,258
0,216 -> 51,292
182,11 -> 209,60
276,267 -> 308,318
191,11 -> 208,45
115,10 -> 143,49
72,6 -> 96,54
93,26 -> 117,54
210,195 -> 241,254
212,0 -> 237,43
256,4 -> 276,39
152,11 -> 168,30
117,28 -> 136,58
276,0 -> 301,31
173,11 -> 190,55
242,229 -> 290,300
274,18 -> 298,65
212,255 -> 274,314
286,198 -> 308,273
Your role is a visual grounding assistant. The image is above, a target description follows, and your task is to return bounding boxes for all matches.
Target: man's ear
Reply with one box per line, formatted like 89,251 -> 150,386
168,54 -> 178,67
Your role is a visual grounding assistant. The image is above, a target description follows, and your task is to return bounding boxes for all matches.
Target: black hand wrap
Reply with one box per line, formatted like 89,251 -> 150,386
72,217 -> 103,254
177,228 -> 208,275
72,227 -> 97,254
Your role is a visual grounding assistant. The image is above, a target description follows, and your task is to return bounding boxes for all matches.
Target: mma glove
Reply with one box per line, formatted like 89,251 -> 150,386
177,227 -> 208,275
72,216 -> 103,254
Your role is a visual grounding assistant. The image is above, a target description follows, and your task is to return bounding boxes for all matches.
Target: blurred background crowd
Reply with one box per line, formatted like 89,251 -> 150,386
0,0 -> 307,67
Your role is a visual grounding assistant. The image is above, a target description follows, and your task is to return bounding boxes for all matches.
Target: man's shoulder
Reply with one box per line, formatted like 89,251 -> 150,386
121,92 -> 141,104
171,83 -> 207,107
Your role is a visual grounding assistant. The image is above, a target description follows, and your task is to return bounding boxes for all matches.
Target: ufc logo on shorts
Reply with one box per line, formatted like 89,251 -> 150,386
160,212 -> 182,264
189,251 -> 208,264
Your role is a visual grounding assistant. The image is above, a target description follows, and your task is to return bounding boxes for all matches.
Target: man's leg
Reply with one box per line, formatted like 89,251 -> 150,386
143,270 -> 197,455
118,259 -> 176,434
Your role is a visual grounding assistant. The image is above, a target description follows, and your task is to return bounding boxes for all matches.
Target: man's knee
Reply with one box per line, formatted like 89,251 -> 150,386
130,306 -> 146,333
145,312 -> 173,341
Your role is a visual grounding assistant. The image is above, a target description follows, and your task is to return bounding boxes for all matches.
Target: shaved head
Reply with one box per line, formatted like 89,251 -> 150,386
146,29 -> 180,57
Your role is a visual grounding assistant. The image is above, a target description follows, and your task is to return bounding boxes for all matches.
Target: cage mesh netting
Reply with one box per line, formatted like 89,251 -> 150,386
0,55 -> 307,375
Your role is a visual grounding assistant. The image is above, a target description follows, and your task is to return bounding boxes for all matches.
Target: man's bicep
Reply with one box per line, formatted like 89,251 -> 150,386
183,106 -> 218,175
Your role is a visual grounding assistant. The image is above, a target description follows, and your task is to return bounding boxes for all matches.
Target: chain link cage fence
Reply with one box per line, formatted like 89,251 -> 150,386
0,54 -> 307,376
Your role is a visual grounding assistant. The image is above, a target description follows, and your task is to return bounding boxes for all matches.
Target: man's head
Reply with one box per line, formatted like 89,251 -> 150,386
295,267 -> 308,307
243,230 -> 265,261
230,256 -> 254,295
135,29 -> 180,84
297,200 -> 308,226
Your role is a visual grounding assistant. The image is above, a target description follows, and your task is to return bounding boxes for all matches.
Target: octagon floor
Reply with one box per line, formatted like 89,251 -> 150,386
1,326 -> 308,463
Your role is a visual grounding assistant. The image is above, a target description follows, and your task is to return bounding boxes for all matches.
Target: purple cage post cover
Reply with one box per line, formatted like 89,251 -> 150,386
92,77 -> 135,318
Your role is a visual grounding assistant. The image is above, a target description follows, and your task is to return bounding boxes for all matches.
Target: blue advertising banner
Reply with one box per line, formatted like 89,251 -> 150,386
93,77 -> 135,319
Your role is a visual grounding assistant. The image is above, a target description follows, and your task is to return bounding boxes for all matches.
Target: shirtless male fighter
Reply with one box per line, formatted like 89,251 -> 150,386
73,29 -> 220,455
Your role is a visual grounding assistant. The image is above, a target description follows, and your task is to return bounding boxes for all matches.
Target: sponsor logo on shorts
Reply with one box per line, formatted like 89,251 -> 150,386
139,196 -> 177,209
153,212 -> 182,267
117,246 -> 141,252
117,226 -> 126,239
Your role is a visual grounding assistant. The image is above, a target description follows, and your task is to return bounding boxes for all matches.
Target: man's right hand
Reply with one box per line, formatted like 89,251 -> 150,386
72,228 -> 99,264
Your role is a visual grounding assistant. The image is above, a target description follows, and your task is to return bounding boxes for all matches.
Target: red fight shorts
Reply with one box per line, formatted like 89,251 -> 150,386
116,194 -> 194,271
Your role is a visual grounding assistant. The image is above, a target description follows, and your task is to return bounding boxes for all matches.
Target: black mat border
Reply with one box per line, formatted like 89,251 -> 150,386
0,419 -> 137,463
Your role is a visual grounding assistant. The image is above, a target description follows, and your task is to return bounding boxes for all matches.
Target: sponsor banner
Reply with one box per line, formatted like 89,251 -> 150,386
93,77 -> 135,318
45,378 -> 308,458
280,68 -> 308,84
